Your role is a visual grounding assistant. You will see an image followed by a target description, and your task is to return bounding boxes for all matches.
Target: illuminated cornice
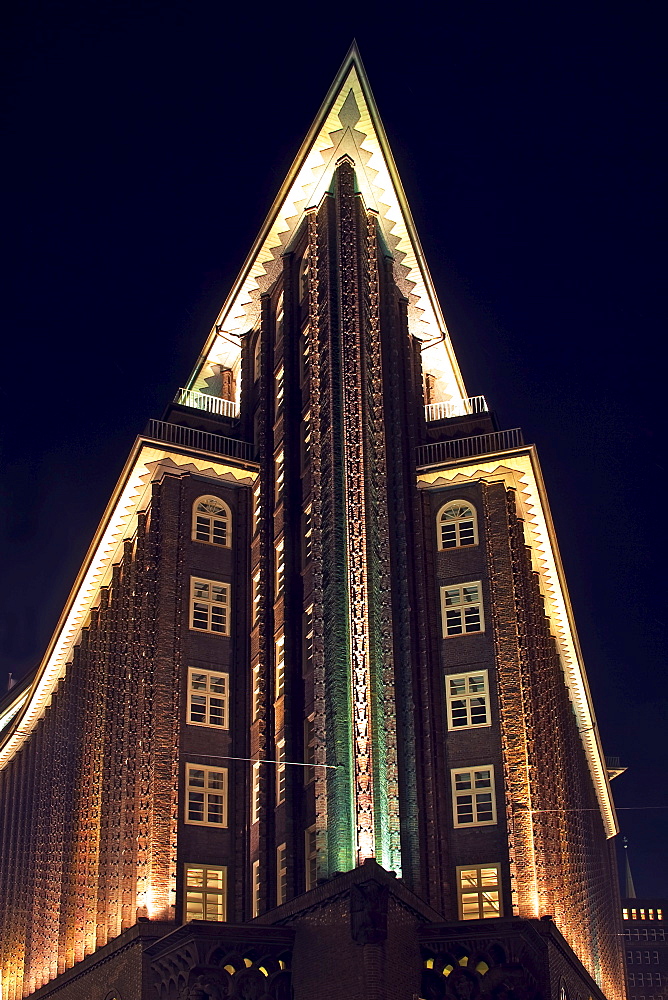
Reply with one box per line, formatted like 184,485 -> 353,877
187,43 -> 467,405
0,439 -> 258,771
418,445 -> 618,839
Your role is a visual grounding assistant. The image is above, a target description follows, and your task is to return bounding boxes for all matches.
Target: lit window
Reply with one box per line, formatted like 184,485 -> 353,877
301,412 -> 311,469
299,252 -> 309,302
304,713 -> 316,784
302,505 -> 312,566
252,570 -> 261,627
303,605 -> 314,674
251,761 -> 261,824
190,578 -> 230,635
187,668 -> 229,728
299,329 -> 310,384
252,859 -> 261,917
451,766 -> 496,827
253,332 -> 261,382
658,909 -> 664,920
275,291 -> 284,342
184,864 -> 226,922
457,864 -> 502,920
252,479 -> 262,536
275,635 -> 285,700
275,450 -> 285,503
277,843 -> 288,904
437,501 -> 478,550
192,495 -> 231,546
276,738 -> 286,804
275,538 -> 285,596
252,663 -> 261,722
275,365 -> 285,416
623,908 -> 629,920
441,582 -> 484,636
305,826 -> 317,891
185,764 -> 227,827
446,671 -> 490,730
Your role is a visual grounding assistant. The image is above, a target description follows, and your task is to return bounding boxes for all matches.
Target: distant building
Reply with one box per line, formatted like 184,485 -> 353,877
621,900 -> 668,999
0,45 -> 626,1000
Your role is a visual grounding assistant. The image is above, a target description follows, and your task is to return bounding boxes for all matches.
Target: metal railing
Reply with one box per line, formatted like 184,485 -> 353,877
145,419 -> 255,462
424,395 -> 488,422
416,428 -> 524,467
174,387 -> 239,419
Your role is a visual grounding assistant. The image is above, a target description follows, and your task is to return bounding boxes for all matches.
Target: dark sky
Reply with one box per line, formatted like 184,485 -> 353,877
2,3 -> 665,893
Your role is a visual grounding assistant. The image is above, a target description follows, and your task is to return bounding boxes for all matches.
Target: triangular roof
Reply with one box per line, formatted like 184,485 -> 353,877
187,43 -> 467,404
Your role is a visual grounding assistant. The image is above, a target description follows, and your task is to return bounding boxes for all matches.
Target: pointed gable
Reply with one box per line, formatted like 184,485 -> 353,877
189,45 -> 467,406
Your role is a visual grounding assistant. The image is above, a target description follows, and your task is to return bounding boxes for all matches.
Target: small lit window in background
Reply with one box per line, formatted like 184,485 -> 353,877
184,865 -> 226,922
275,291 -> 284,342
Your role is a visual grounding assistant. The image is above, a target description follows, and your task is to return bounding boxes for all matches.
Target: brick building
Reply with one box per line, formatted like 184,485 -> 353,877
0,46 -> 626,1000
621,899 -> 668,999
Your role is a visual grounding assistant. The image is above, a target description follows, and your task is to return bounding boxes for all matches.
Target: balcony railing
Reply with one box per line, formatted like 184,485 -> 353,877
424,395 -> 488,423
174,387 -> 239,420
416,428 -> 524,467
145,419 -> 255,462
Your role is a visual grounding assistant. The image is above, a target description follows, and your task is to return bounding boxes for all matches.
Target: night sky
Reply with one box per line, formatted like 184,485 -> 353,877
2,3 -> 665,894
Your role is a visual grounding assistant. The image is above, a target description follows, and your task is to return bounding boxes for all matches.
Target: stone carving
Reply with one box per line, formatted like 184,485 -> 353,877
350,879 -> 389,944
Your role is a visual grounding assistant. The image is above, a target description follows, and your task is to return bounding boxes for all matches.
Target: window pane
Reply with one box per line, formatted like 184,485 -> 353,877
468,675 -> 485,693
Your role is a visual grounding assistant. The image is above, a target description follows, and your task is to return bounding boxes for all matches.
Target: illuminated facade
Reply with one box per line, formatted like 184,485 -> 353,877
0,47 -> 626,1000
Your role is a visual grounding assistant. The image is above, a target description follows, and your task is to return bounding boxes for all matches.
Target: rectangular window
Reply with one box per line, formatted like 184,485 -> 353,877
301,412 -> 312,470
302,505 -> 312,566
441,582 -> 484,636
274,365 -> 285,415
451,766 -> 496,827
252,570 -> 261,627
276,738 -> 286,804
446,671 -> 490,730
252,479 -> 262,536
185,764 -> 227,827
305,826 -> 317,891
252,859 -> 261,918
251,761 -> 261,824
275,450 -> 285,503
184,864 -> 226,922
304,713 -> 316,784
457,864 -> 502,920
275,538 -> 285,596
275,635 -> 285,700
277,843 -> 288,905
190,578 -> 230,635
303,605 -> 314,675
188,668 -> 229,728
299,330 -> 310,384
252,663 -> 261,722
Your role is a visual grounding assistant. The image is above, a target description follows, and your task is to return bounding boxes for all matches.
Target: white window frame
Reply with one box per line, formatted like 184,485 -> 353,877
446,670 -> 490,730
277,843 -> 287,905
275,634 -> 285,700
437,500 -> 478,550
192,495 -> 231,547
305,825 -> 317,891
190,577 -> 231,636
457,863 -> 502,920
441,581 -> 484,637
185,763 -> 228,827
187,668 -> 229,729
451,765 -> 497,827
184,864 -> 227,922
274,450 -> 285,503
275,538 -> 285,596
252,663 -> 261,722
251,761 -> 261,824
276,738 -> 286,805
252,570 -> 261,627
252,859 -> 261,917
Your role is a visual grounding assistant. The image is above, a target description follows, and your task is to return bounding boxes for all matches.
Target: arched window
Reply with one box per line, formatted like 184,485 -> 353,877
192,496 -> 231,546
437,501 -> 478,550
